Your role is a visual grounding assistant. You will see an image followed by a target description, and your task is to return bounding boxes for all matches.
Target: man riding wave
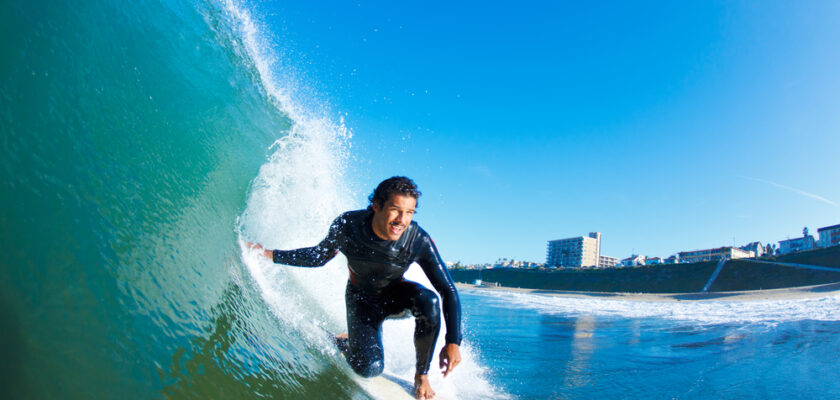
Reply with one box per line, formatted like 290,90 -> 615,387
248,176 -> 462,400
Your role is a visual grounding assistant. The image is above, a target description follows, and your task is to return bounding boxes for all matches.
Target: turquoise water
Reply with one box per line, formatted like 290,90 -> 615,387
1,0 -> 361,398
4,0 -> 840,399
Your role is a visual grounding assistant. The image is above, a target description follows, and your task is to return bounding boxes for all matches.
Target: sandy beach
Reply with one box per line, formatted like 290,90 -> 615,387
455,281 -> 840,302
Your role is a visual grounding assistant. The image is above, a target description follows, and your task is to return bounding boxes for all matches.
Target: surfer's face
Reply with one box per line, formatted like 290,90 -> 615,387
371,194 -> 416,241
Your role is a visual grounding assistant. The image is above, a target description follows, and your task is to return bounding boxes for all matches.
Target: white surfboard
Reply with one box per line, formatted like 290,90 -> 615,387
358,374 -> 416,400
358,372 -> 454,400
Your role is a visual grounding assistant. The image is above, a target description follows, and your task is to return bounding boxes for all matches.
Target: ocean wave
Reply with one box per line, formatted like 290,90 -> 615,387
469,289 -> 840,326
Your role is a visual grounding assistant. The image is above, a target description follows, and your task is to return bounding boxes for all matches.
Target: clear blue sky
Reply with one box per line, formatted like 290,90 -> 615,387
251,0 -> 840,264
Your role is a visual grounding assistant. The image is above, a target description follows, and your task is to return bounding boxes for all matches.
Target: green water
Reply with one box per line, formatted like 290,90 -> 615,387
0,0 -> 367,397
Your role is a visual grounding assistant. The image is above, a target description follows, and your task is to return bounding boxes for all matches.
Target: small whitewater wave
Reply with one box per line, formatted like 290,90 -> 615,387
468,289 -> 840,327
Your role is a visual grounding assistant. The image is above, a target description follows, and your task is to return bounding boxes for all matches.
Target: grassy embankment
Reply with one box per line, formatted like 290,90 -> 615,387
449,246 -> 840,293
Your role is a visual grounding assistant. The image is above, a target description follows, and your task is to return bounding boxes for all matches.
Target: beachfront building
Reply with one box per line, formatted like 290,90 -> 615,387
665,255 -> 679,264
739,242 -> 766,257
546,232 -> 601,268
621,254 -> 646,267
522,262 -> 545,269
491,259 -> 544,269
678,246 -> 754,264
818,223 -> 840,248
778,236 -> 817,254
645,256 -> 663,265
598,255 -> 619,268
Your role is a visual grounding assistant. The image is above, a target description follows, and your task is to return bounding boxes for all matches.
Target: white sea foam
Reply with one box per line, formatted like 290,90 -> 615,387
223,1 -> 502,398
469,289 -> 840,327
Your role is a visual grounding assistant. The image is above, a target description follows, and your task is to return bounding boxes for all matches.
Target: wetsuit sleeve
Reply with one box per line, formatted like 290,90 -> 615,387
272,216 -> 342,267
416,234 -> 462,346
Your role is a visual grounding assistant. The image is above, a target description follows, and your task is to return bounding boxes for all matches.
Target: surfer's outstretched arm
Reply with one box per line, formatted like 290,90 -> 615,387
247,215 -> 343,267
271,244 -> 338,267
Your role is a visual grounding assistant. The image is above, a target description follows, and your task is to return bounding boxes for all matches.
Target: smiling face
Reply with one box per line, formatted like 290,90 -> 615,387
371,193 -> 417,241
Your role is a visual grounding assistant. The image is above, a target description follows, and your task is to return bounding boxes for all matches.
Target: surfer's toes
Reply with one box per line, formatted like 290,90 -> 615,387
416,390 -> 435,400
414,373 -> 435,399
332,334 -> 349,354
414,385 -> 435,399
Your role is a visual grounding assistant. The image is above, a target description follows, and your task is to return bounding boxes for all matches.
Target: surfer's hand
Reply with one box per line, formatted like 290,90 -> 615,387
439,343 -> 461,378
247,242 -> 272,259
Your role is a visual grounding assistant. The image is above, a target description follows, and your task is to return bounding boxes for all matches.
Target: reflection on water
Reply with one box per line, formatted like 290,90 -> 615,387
564,316 -> 595,389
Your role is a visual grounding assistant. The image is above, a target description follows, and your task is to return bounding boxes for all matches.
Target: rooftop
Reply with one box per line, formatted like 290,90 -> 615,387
817,223 -> 840,232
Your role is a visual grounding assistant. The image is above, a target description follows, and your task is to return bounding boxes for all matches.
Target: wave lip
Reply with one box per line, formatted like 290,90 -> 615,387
225,0 -> 507,398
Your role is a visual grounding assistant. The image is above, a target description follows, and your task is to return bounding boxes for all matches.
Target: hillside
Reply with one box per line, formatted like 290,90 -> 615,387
450,246 -> 840,293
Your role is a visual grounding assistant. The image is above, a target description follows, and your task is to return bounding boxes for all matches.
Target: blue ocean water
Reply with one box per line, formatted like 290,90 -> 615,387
461,288 -> 840,399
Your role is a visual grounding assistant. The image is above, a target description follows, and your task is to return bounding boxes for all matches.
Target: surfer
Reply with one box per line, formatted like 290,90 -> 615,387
248,176 -> 461,400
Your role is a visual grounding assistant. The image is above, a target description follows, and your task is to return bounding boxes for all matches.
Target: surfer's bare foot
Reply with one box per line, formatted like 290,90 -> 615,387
414,373 -> 435,400
332,333 -> 349,354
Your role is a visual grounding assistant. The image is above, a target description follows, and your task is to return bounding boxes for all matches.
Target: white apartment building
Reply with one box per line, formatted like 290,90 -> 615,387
547,232 -> 601,268
598,255 -> 619,268
818,223 -> 840,248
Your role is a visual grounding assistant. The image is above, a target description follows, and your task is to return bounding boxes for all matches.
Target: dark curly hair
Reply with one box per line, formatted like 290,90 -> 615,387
368,176 -> 422,209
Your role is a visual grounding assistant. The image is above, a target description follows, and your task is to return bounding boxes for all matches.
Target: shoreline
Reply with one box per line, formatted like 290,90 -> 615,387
455,281 -> 840,302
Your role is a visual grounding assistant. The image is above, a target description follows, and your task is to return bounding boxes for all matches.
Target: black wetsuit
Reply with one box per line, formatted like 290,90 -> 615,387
271,209 -> 462,377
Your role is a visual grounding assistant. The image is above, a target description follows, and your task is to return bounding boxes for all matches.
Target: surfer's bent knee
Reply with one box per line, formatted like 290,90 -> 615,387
350,357 -> 384,378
